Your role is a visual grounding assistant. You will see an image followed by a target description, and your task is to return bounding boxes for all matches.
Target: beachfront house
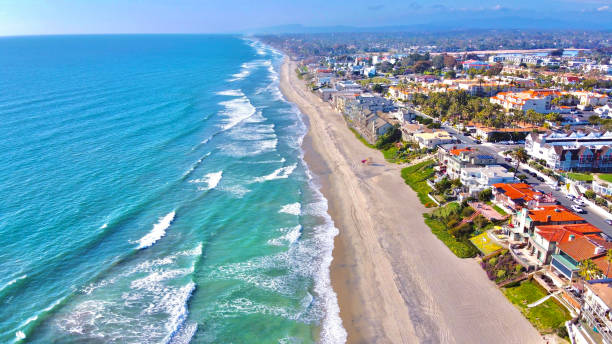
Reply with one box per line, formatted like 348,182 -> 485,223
529,223 -> 602,265
492,183 -> 557,211
459,165 -> 516,195
550,234 -> 611,281
511,205 -> 586,242
577,282 -> 612,344
412,131 -> 454,149
437,145 -> 497,179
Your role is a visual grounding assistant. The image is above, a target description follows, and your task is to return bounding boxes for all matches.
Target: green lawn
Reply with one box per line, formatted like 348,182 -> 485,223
491,204 -> 508,216
470,232 -> 502,255
566,172 -> 593,182
432,202 -> 461,218
424,215 -> 478,258
401,160 -> 436,207
598,174 -> 612,183
503,280 -> 571,333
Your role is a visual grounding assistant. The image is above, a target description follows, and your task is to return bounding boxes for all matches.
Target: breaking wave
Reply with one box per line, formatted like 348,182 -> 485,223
135,211 -> 176,250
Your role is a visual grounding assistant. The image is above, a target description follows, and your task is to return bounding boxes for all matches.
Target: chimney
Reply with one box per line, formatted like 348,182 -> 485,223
546,215 -> 552,222
569,234 -> 575,241
595,245 -> 605,255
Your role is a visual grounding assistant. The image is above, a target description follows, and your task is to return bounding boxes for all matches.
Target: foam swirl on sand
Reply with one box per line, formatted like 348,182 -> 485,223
136,211 -> 176,249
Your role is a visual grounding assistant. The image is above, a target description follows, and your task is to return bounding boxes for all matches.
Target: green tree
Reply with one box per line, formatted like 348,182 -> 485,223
514,147 -> 529,163
579,259 -> 601,281
606,249 -> 612,277
478,188 -> 493,202
584,190 -> 596,200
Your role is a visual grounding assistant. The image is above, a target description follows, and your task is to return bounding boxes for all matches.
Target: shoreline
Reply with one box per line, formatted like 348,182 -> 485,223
279,57 -> 544,343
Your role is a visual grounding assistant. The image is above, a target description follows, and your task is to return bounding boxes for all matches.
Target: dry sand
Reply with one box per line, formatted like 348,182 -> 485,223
279,58 -> 544,344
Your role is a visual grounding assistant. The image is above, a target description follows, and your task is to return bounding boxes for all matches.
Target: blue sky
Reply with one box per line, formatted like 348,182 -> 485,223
1,0 -> 612,36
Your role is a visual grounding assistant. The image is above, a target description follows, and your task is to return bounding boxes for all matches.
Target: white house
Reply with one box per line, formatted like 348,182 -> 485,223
459,165 -> 516,195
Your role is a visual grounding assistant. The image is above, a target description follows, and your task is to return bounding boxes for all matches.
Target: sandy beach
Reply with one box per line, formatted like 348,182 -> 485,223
279,58 -> 544,344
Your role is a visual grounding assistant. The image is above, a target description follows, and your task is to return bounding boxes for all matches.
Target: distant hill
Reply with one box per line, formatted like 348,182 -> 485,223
247,15 -> 612,34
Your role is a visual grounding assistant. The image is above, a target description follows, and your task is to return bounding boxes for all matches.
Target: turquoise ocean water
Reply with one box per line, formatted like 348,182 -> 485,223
0,35 -> 345,343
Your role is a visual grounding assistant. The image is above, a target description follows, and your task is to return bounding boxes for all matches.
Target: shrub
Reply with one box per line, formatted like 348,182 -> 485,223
596,197 -> 608,207
584,190 -> 596,200
497,270 -> 507,278
461,206 -> 475,218
449,222 -> 473,238
478,188 -> 493,202
556,325 -> 569,339
515,265 -> 523,273
473,214 -> 489,229
489,257 -> 498,266
446,218 -> 459,228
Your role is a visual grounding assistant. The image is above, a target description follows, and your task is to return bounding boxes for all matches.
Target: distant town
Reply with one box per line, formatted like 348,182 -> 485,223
265,32 -> 612,344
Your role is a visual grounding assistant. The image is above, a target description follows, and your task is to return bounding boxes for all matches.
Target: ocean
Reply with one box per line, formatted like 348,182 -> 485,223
0,35 -> 346,343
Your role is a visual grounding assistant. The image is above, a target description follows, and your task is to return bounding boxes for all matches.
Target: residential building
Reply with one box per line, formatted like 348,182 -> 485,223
437,145 -> 497,179
550,234 -> 611,280
490,89 -> 561,113
571,91 -> 609,107
525,130 -> 612,172
412,131 -> 454,149
593,179 -> 612,197
511,205 -> 585,242
579,282 -> 612,344
459,165 -> 516,195
462,60 -> 491,70
529,223 -> 602,265
492,183 -> 557,211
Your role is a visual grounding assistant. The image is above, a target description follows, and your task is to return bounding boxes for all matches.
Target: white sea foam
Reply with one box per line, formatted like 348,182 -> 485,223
100,223 -> 108,229
253,163 -> 297,183
219,184 -> 250,198
221,138 -> 278,158
168,321 -> 197,344
191,171 -> 223,191
268,225 -> 302,246
279,202 -> 301,216
219,96 -> 256,131
15,331 -> 25,340
216,89 -> 243,96
0,274 -> 27,293
182,152 -> 211,178
136,211 -> 176,250
228,60 -> 272,82
58,244 -> 200,343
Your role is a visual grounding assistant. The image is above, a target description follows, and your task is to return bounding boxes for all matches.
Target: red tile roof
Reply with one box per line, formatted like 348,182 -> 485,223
493,183 -> 541,202
449,148 -> 471,156
536,223 -> 602,246
557,236 -> 608,261
528,205 -> 585,223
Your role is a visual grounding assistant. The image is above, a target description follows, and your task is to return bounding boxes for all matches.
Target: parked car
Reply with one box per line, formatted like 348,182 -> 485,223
571,205 -> 585,213
574,199 -> 586,207
606,219 -> 612,226
474,140 -> 482,144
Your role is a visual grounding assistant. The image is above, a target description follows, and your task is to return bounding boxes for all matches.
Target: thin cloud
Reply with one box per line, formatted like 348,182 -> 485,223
597,5 -> 610,10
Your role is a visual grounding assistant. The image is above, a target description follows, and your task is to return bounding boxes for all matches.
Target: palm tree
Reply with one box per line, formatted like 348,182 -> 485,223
606,249 -> 612,277
579,259 -> 602,281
